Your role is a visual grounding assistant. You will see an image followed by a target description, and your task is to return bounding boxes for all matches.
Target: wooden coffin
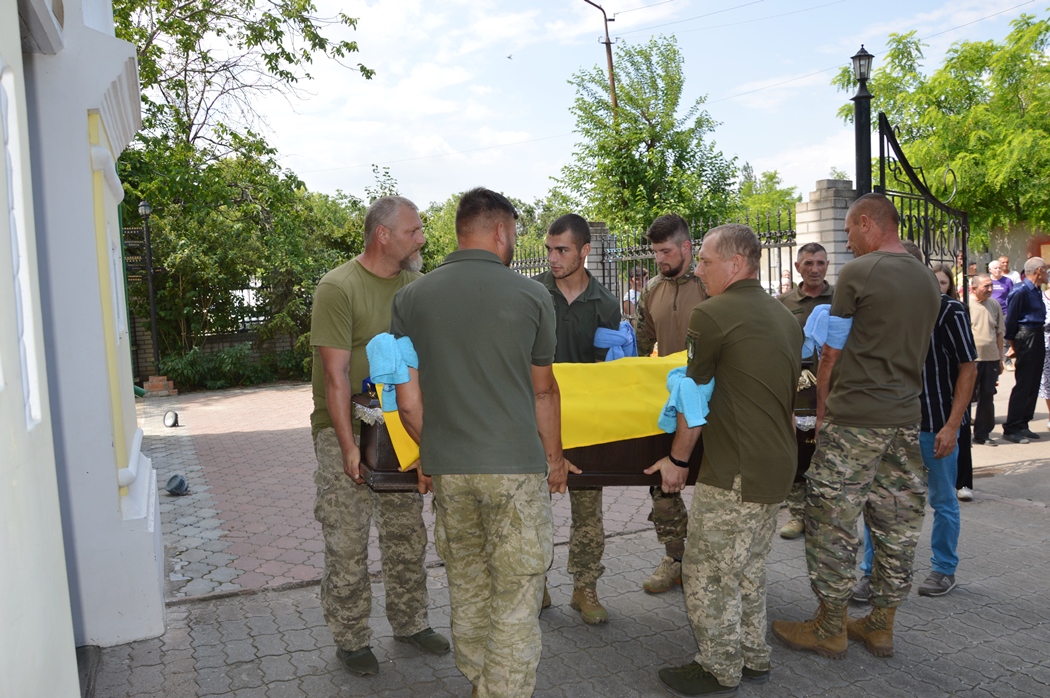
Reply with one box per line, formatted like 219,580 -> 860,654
358,359 -> 818,492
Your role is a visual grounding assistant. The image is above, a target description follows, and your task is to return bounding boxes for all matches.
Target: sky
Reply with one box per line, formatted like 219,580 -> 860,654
257,0 -> 1045,211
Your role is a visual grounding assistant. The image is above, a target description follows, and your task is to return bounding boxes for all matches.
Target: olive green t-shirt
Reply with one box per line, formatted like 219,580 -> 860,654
825,251 -> 940,428
685,279 -> 803,504
390,249 -> 557,476
534,270 -> 621,364
777,281 -> 834,327
309,259 -> 421,437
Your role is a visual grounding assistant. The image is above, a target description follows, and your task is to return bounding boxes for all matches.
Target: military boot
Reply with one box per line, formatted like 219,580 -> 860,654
771,600 -> 848,660
643,556 -> 682,593
847,605 -> 897,657
570,586 -> 609,624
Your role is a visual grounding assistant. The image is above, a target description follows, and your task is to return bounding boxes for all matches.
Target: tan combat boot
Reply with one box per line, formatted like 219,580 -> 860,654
643,556 -> 682,593
570,586 -> 609,624
771,600 -> 849,660
847,605 -> 897,657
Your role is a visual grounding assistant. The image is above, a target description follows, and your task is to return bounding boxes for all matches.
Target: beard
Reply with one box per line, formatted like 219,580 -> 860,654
552,256 -> 582,279
500,240 -> 515,267
660,260 -> 684,278
400,250 -> 423,273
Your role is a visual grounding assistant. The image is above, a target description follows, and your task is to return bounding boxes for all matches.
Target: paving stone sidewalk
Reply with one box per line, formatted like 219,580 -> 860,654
106,374 -> 1050,696
94,466 -> 1050,697
140,383 -> 674,600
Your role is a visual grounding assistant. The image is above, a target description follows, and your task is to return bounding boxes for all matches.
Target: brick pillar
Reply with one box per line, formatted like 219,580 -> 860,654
795,179 -> 856,285
586,221 -> 616,293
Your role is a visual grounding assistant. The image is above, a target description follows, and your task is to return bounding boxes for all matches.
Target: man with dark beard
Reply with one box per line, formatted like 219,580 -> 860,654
634,214 -> 708,594
309,196 -> 449,677
534,214 -> 620,623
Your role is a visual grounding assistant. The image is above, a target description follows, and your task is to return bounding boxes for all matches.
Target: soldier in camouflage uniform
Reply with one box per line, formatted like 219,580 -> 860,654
534,214 -> 621,623
634,214 -> 707,593
772,193 -> 940,660
309,196 -> 449,677
647,225 -> 802,694
391,188 -> 576,698
776,242 -> 834,539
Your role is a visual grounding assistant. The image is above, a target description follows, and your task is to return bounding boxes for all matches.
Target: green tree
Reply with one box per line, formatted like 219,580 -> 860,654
734,164 -> 800,224
555,36 -> 737,234
114,0 -> 371,148
833,15 -> 1050,242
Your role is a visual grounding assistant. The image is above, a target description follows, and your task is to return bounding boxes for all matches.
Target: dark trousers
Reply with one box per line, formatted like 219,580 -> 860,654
956,414 -> 973,490
1004,327 -> 1045,434
972,360 -> 999,440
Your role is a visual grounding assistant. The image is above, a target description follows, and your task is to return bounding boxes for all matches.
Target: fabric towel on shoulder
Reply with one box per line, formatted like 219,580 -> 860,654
801,304 -> 852,358
365,333 -> 419,412
658,367 -> 715,433
594,320 -> 639,361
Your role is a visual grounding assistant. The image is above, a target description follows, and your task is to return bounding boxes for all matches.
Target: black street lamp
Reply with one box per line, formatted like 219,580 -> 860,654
137,199 -> 160,368
851,45 -> 874,196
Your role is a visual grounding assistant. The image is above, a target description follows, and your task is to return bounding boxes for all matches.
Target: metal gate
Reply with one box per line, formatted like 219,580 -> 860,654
875,111 -> 969,295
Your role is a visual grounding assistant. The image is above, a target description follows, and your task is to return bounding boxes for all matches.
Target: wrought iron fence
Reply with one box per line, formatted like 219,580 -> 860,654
876,111 -> 969,298
511,212 -> 798,321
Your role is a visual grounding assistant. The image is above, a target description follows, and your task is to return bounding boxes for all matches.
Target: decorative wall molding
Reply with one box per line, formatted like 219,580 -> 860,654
18,0 -> 65,55
90,144 -> 124,203
98,56 -> 141,158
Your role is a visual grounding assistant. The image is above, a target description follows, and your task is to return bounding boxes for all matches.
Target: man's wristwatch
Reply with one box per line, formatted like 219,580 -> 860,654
668,454 -> 689,469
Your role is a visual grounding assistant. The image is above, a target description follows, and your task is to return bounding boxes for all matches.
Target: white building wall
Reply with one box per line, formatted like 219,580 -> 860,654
22,0 -> 165,647
0,2 -> 81,695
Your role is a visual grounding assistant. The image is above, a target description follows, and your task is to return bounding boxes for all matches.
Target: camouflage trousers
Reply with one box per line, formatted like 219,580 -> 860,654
432,472 -> 553,698
567,487 -> 605,587
649,488 -> 689,559
682,475 -> 779,688
804,422 -> 927,608
785,480 -> 807,522
312,429 -> 429,651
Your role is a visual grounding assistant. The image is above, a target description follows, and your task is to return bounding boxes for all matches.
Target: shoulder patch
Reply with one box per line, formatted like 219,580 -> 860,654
686,333 -> 696,362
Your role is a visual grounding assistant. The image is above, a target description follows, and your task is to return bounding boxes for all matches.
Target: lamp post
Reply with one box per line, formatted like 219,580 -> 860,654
583,0 -> 618,116
851,45 -> 874,195
138,200 -> 160,368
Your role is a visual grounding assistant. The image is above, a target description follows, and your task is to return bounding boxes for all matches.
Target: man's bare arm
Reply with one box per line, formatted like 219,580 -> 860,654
816,344 -> 841,430
644,412 -> 700,493
394,369 -> 431,493
934,362 -> 977,459
532,364 -> 580,494
319,346 -> 362,483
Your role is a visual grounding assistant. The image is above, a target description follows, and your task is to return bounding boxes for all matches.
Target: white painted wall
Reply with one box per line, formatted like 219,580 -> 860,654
22,0 -> 165,646
0,4 -> 81,695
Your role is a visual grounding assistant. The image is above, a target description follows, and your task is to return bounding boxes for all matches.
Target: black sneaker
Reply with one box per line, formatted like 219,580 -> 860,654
918,572 -> 957,597
741,666 -> 770,684
1003,433 -> 1030,444
1020,429 -> 1041,440
658,662 -> 738,696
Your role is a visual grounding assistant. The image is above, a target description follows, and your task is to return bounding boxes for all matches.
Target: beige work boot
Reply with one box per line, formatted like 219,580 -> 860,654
771,600 -> 849,660
570,586 -> 609,624
779,518 -> 804,539
643,556 -> 682,593
541,580 -> 551,611
847,605 -> 897,657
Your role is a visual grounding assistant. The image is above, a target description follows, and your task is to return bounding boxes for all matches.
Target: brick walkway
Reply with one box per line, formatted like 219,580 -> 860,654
140,383 -> 671,600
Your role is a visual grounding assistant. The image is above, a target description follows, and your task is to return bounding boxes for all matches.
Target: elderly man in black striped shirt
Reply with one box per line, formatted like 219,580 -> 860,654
854,249 -> 978,606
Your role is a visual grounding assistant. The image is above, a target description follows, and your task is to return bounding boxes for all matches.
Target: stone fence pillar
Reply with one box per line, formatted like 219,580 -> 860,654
795,179 -> 856,285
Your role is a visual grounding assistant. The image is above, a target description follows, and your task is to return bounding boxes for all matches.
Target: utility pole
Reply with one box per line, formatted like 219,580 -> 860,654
583,0 -> 618,116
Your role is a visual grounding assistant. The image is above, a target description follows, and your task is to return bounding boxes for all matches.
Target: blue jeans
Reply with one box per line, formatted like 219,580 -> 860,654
861,431 -> 958,576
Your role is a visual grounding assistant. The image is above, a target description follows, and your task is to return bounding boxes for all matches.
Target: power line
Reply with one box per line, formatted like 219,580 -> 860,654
618,0 -> 765,34
707,0 -> 1037,104
672,0 -> 847,36
614,0 -> 683,16
294,1 -> 1038,174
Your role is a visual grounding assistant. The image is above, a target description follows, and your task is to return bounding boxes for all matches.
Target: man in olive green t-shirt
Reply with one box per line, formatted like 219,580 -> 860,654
646,224 -> 802,694
309,196 -> 448,677
773,193 -> 940,661
393,188 -> 576,698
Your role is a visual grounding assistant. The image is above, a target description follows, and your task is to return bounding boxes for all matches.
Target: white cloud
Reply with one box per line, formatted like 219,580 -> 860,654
751,128 -> 860,198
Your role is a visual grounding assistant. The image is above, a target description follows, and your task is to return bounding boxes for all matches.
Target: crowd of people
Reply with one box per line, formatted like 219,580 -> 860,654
305,190 -> 1046,697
